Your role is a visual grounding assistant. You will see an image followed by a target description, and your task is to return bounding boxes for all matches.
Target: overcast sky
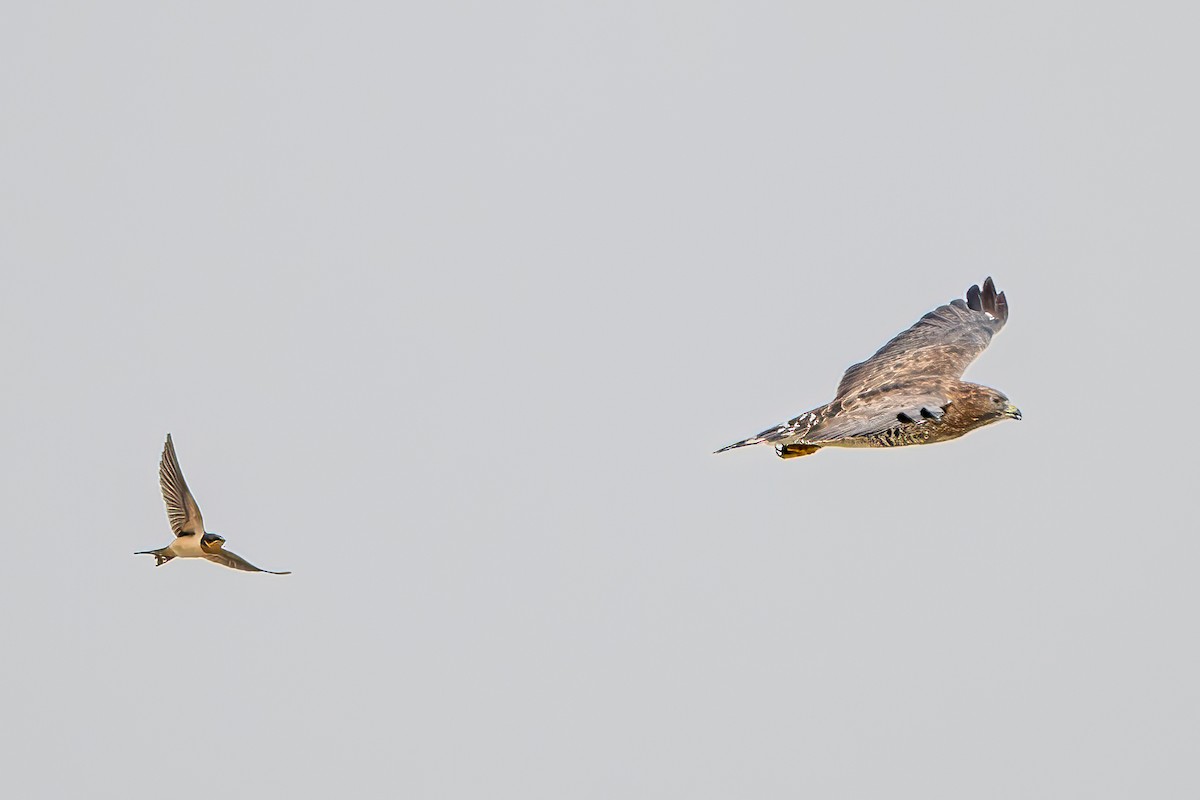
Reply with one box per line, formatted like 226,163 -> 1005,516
2,2 -> 1198,798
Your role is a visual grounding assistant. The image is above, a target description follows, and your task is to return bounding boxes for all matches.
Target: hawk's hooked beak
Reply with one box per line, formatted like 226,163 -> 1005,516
1004,403 -> 1022,420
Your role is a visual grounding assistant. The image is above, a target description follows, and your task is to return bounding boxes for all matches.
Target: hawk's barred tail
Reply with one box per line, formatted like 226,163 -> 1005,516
714,422 -> 798,453
714,435 -> 767,454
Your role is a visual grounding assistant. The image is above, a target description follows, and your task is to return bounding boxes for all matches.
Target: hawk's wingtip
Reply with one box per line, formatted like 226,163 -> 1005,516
966,283 -> 982,311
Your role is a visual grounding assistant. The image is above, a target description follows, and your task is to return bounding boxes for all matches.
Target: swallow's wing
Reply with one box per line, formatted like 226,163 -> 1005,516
160,434 -> 204,536
202,545 -> 290,575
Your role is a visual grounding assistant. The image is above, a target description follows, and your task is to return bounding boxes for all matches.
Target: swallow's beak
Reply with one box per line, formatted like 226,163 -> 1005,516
1005,403 -> 1022,420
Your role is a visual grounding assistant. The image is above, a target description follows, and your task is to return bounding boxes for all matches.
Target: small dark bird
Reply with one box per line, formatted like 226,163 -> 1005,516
717,278 -> 1021,459
135,434 -> 291,573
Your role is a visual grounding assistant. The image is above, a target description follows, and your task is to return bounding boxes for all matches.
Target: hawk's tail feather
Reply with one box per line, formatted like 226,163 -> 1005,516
714,423 -> 798,454
714,435 -> 766,454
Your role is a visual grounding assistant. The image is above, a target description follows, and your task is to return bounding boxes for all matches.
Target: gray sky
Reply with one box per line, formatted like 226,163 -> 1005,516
2,2 -> 1198,797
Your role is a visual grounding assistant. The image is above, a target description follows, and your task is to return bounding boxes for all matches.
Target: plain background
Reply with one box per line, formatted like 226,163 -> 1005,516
2,2 -> 1198,797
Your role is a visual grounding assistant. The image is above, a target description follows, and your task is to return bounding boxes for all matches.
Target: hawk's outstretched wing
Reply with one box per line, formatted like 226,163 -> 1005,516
160,434 -> 204,536
803,278 -> 1008,443
833,277 -> 1007,399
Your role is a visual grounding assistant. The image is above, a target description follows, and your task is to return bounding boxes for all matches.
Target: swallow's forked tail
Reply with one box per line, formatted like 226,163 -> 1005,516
135,547 -> 175,567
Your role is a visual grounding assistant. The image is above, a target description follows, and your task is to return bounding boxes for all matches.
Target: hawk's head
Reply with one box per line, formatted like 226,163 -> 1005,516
983,389 -> 1022,421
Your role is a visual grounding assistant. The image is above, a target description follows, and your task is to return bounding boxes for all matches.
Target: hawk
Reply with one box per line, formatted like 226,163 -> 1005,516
717,278 -> 1021,459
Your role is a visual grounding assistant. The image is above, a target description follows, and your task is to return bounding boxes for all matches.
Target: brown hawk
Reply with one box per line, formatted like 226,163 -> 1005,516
717,278 -> 1021,459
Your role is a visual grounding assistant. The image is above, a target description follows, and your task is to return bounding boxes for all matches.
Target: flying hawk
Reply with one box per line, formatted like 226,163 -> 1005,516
136,434 -> 291,573
717,277 -> 1021,459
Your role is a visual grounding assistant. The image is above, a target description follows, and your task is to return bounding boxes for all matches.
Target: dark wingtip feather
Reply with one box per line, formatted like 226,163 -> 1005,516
981,277 -> 997,313
967,278 -> 1007,323
966,284 -> 982,312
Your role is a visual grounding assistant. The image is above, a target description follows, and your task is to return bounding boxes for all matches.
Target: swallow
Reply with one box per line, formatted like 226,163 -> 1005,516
136,434 -> 290,574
